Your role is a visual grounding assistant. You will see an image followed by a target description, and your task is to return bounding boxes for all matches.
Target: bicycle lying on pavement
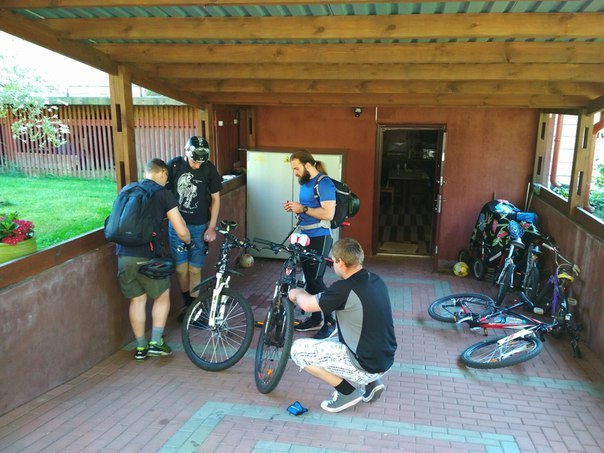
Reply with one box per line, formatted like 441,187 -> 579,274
181,220 -> 257,372
428,291 -> 582,369
253,232 -> 333,394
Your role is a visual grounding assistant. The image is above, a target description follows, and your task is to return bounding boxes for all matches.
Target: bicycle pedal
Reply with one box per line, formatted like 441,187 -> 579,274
255,321 -> 264,327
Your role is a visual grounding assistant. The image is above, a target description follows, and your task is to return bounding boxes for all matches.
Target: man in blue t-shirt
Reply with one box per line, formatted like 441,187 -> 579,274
289,238 -> 398,413
283,150 -> 337,339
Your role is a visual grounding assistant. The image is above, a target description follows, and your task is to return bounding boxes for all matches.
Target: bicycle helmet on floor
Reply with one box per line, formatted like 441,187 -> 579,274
138,257 -> 176,279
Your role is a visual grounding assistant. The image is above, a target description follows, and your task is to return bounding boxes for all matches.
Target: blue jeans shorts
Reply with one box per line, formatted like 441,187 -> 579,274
169,223 -> 208,267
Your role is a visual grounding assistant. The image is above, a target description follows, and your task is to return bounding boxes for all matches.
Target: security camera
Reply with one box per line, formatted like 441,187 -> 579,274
354,107 -> 363,117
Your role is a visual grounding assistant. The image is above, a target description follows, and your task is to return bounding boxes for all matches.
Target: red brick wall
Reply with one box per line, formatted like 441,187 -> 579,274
255,106 -> 539,262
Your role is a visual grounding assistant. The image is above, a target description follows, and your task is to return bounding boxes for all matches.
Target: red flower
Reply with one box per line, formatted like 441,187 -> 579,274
0,213 -> 35,245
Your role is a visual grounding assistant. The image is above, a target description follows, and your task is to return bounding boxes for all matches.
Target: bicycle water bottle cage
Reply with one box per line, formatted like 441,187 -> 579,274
290,233 -> 310,246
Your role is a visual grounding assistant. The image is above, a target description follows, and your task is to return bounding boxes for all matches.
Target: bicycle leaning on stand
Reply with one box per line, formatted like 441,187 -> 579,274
534,241 -> 580,338
181,220 -> 257,372
253,232 -> 333,394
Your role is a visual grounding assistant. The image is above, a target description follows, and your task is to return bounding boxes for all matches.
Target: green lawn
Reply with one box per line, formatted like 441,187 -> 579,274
0,175 -> 118,249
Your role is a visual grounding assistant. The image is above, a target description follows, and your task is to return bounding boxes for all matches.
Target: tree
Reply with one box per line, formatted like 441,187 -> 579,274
0,54 -> 69,149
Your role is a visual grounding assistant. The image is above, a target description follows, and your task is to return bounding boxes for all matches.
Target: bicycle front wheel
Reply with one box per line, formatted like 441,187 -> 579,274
428,293 -> 496,323
461,335 -> 543,369
182,288 -> 254,372
254,296 -> 294,394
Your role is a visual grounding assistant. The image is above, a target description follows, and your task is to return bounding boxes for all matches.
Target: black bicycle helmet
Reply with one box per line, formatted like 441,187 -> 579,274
185,136 -> 210,163
138,258 -> 176,279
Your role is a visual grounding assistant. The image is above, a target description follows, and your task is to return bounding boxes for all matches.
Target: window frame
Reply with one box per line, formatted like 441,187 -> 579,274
532,110 -> 604,239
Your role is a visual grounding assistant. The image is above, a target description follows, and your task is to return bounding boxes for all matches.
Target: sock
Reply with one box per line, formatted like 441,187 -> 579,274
182,291 -> 192,306
335,379 -> 356,396
136,336 -> 147,349
151,327 -> 164,344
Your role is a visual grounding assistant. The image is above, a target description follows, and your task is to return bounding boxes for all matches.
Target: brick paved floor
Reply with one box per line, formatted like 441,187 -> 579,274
1,255 -> 603,452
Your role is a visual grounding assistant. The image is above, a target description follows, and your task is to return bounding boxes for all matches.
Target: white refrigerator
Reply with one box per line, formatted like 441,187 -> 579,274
246,149 -> 343,259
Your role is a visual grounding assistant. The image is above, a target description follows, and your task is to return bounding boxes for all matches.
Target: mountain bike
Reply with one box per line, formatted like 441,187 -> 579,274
253,233 -> 333,394
493,220 -> 524,306
458,292 -> 582,369
534,241 -> 580,338
181,220 -> 257,372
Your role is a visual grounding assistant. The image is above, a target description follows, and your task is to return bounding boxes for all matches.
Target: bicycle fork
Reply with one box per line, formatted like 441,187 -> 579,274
205,272 -> 231,327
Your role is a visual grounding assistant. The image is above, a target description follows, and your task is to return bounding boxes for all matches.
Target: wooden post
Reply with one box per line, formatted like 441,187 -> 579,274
198,105 -> 216,161
109,66 -> 137,190
568,111 -> 594,215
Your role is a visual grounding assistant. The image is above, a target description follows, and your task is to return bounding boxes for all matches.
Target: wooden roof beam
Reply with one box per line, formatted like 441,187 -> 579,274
173,79 -> 604,98
195,92 -> 592,109
138,62 -> 604,83
94,42 -> 604,65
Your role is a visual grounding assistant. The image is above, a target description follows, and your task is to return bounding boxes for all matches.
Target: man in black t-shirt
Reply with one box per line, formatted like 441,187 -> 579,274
289,238 -> 398,413
116,159 -> 191,361
166,136 -> 223,314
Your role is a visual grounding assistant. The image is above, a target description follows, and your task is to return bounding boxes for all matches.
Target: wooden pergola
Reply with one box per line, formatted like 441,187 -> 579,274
1,1 -> 603,185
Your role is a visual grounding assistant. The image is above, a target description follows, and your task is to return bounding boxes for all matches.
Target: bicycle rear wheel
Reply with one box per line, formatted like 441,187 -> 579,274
461,335 -> 543,369
182,288 -> 254,372
523,266 -> 540,303
428,293 -> 495,323
254,296 -> 294,394
495,265 -> 514,306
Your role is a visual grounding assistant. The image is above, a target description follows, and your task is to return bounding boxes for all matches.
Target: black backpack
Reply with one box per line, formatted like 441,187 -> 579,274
314,175 -> 360,229
104,182 -> 162,247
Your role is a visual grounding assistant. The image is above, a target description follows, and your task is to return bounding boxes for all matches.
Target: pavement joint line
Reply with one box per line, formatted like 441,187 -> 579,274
159,401 -> 518,452
121,341 -> 604,398
391,363 -> 604,398
253,441 -> 351,452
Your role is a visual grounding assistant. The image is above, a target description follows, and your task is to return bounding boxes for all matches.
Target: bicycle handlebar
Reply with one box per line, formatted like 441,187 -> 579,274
541,242 -> 579,274
253,237 -> 333,266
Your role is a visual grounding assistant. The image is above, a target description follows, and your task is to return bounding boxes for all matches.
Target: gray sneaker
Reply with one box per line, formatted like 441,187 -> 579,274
362,379 -> 385,403
320,389 -> 363,413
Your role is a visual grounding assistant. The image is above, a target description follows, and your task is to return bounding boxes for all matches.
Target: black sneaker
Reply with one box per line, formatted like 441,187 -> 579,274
134,347 -> 148,361
148,339 -> 172,357
320,389 -> 363,413
313,323 -> 335,339
362,379 -> 385,403
294,318 -> 323,332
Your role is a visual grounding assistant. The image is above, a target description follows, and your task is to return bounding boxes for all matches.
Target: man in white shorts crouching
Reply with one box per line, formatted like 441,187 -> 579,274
289,238 -> 398,413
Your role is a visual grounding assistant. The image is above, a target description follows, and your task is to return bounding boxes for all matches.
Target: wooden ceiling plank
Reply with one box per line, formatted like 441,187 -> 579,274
0,1 -> 534,7
0,8 -> 117,74
94,42 -> 604,65
139,63 -> 604,83
42,13 -> 604,41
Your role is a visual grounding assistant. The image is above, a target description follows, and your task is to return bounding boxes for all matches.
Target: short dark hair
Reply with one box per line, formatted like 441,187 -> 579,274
145,158 -> 168,174
332,238 -> 364,266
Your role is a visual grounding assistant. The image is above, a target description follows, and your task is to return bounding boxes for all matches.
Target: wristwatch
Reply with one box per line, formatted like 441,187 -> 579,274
303,206 -> 309,214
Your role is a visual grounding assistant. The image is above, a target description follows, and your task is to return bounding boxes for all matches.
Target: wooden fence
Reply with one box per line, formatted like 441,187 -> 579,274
0,105 -> 200,178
